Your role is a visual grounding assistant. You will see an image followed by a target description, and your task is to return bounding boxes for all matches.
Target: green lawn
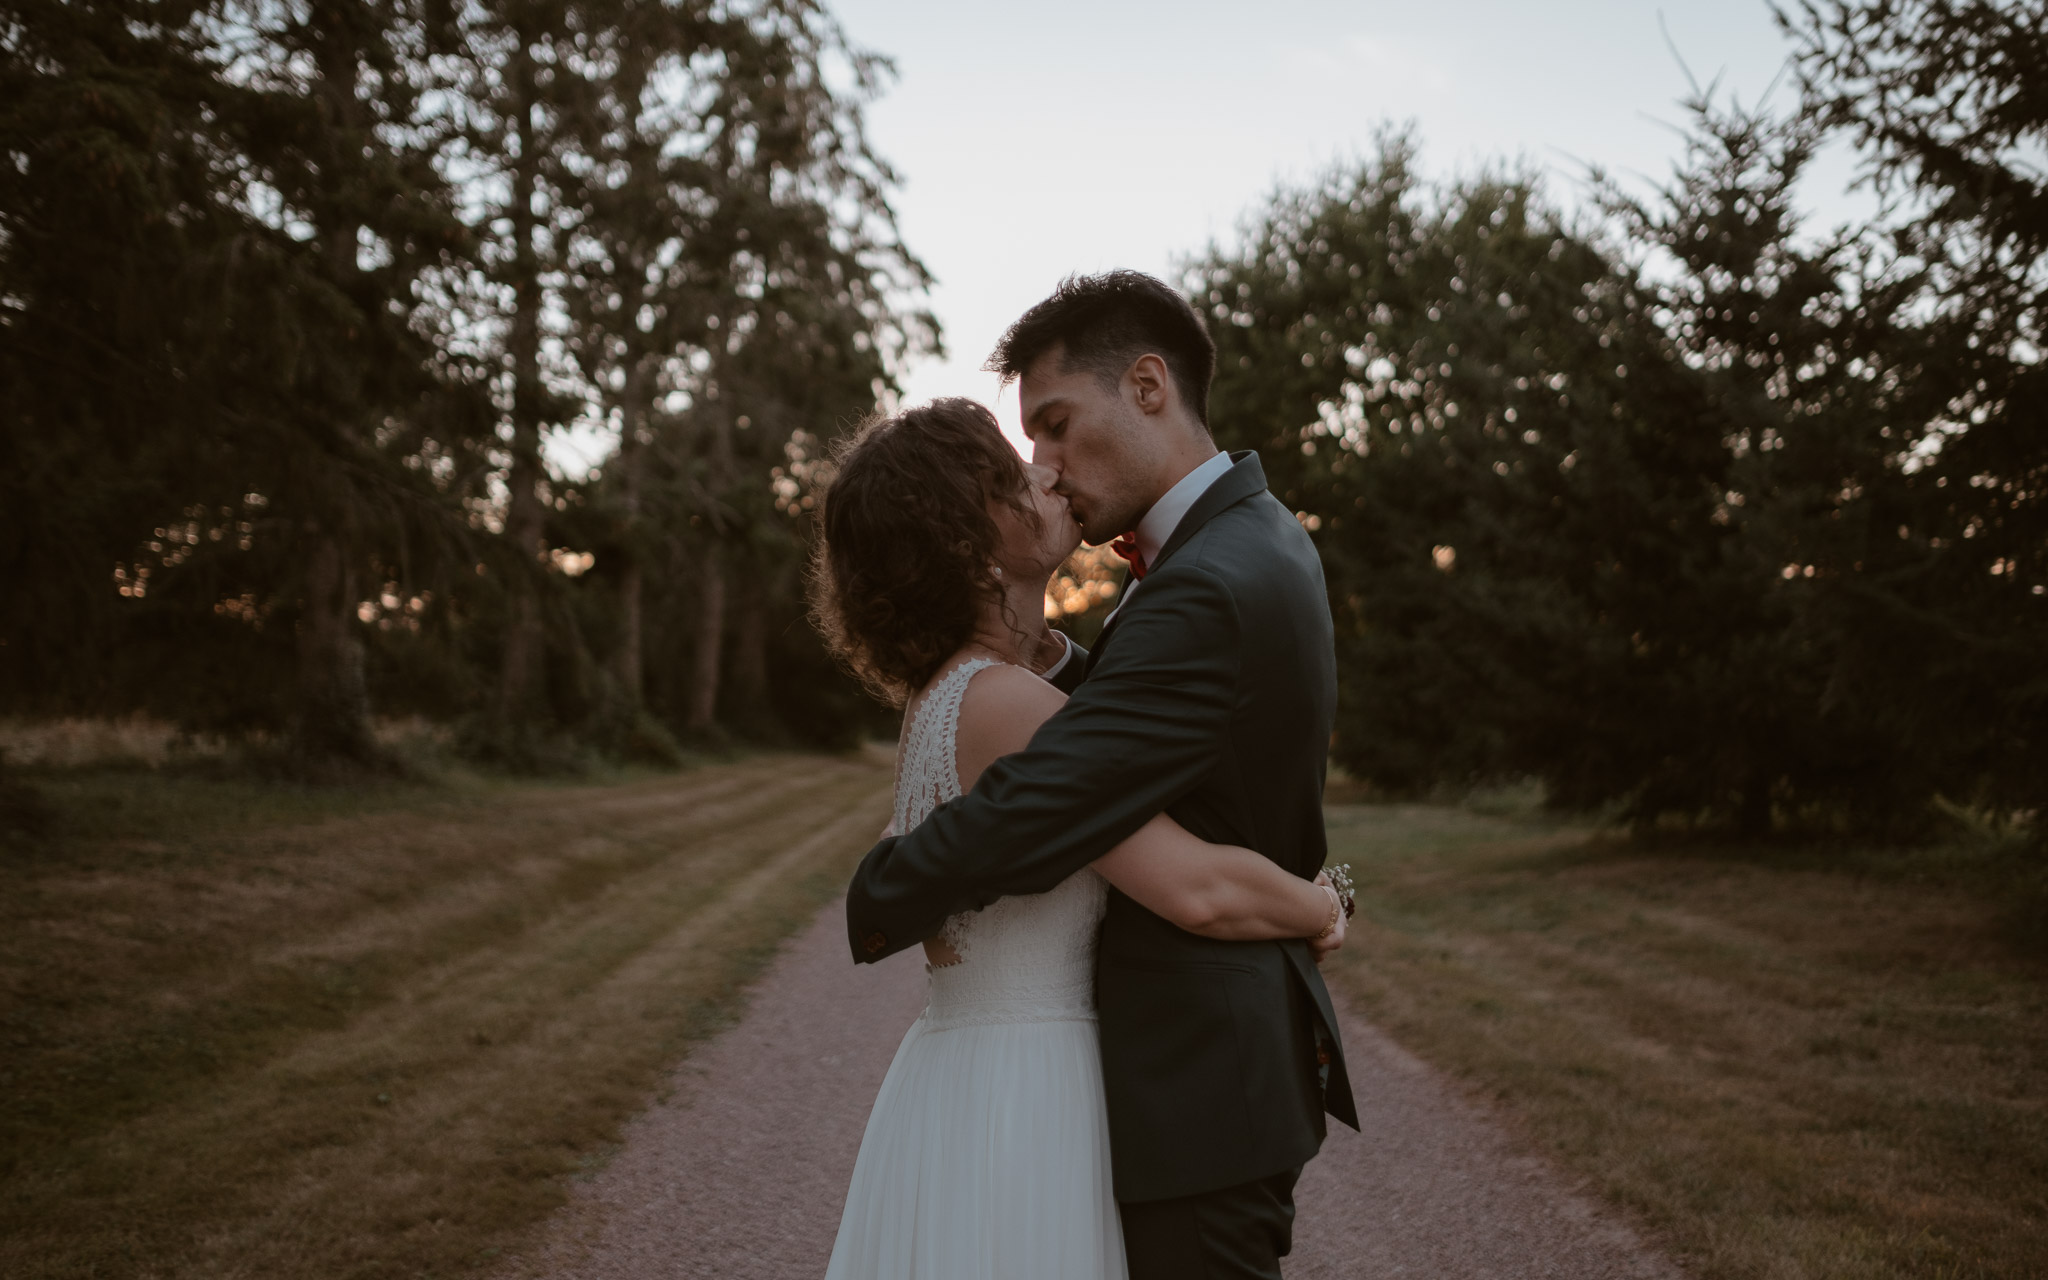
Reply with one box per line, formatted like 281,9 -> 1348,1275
8,760 -> 2042,1279
1322,802 -> 2048,1280
0,754 -> 894,1280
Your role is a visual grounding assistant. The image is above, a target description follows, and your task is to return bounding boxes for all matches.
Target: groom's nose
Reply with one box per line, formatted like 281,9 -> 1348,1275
1023,462 -> 1059,491
1027,435 -> 1063,477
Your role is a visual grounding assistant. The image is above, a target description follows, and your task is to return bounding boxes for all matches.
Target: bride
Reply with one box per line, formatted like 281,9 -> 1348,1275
808,398 -> 1344,1280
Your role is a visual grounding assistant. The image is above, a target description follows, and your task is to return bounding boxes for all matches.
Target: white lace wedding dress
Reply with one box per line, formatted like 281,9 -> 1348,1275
823,658 -> 1126,1280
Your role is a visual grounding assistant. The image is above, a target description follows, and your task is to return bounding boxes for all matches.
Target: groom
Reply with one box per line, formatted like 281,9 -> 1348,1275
845,270 -> 1357,1279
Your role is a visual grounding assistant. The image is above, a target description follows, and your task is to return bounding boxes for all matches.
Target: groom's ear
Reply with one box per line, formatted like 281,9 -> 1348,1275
1125,353 -> 1174,419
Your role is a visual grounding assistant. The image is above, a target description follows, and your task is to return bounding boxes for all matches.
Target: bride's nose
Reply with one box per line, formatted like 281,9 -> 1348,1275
1023,463 -> 1058,492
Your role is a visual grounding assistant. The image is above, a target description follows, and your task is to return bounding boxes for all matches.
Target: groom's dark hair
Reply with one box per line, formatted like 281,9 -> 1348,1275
987,270 -> 1216,427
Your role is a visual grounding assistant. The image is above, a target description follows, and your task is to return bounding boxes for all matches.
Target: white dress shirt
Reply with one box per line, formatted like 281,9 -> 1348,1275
1038,627 -> 1076,682
1094,451 -> 1235,632
1129,450 -> 1235,572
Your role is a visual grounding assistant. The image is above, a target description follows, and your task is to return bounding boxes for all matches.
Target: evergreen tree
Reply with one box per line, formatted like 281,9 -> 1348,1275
221,0 -> 478,764
1,0 -> 930,760
0,0 -> 477,765
0,0 -> 220,717
1600,94 -> 1957,832
559,0 -> 930,744
1193,142 -> 1759,822
1779,0 -> 2048,819
432,0 -> 595,731
1193,125 -> 1958,833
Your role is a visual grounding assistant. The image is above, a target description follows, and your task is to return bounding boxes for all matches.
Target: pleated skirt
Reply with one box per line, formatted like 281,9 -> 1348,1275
822,1015 -> 1127,1279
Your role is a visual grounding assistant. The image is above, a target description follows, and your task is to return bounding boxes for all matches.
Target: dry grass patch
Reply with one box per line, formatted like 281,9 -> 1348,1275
0,753 -> 894,1280
1324,803 -> 2048,1280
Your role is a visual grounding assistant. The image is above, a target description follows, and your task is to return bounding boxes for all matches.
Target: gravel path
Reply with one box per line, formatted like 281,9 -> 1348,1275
505,900 -> 1679,1279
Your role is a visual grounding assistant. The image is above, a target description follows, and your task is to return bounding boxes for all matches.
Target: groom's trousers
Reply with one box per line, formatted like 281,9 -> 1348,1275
1118,1164 -> 1302,1280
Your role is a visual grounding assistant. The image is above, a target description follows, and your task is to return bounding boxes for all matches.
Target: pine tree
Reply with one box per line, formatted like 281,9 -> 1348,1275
1779,0 -> 2048,820
560,0 -> 931,740
423,1 -> 593,736
1,0 -> 935,759
1600,93 -> 1955,832
241,0 -> 477,764
1,1 -> 476,765
1193,137 -> 1845,830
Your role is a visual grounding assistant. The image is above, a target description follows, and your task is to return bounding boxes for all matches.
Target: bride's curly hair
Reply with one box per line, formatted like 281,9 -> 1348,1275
809,398 -> 1040,706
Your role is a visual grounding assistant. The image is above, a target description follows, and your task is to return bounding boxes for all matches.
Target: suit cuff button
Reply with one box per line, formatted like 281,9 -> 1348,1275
863,931 -> 889,957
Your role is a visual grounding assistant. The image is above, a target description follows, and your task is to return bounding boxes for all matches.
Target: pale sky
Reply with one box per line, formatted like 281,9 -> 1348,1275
829,0 -> 1862,452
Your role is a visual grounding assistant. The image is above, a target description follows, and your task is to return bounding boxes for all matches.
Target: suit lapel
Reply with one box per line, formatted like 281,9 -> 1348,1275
1084,451 -> 1269,671
1151,450 -> 1267,572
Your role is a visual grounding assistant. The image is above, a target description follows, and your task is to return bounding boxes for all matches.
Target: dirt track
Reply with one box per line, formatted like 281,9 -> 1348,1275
506,896 -> 1681,1279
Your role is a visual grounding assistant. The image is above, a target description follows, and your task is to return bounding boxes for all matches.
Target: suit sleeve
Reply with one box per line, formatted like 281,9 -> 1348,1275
845,564 -> 1240,963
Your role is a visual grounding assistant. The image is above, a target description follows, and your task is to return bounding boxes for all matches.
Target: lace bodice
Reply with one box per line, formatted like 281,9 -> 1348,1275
894,658 -> 1107,1031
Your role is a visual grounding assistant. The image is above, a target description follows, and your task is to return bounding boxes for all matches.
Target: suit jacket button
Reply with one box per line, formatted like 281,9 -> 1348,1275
863,931 -> 888,956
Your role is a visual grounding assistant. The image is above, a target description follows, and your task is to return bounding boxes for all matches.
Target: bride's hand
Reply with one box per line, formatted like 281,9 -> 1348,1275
1309,872 -> 1346,964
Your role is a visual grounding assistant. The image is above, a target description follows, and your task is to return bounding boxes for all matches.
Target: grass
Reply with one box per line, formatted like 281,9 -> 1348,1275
0,715 -> 232,771
1322,801 -> 2048,1280
11,747 -> 2043,1279
0,749 -> 895,1280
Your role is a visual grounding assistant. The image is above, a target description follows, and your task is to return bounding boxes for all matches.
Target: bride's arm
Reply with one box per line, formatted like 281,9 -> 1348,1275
955,666 -> 1341,948
1092,815 -> 1336,942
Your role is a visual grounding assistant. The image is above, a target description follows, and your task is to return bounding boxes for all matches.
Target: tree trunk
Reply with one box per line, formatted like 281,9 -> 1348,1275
615,558 -> 643,702
591,36 -> 657,711
292,4 -> 374,764
685,388 -> 737,734
612,358 -> 653,702
295,522 -> 373,760
1738,766 -> 1775,838
498,30 -> 547,725
727,567 -> 769,730
686,553 -> 725,731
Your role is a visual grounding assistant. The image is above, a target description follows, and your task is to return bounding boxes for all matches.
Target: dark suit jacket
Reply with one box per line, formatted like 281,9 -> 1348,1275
844,451 -> 1358,1203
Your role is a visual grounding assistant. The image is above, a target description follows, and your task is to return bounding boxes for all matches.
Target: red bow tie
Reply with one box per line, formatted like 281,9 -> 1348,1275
1110,533 -> 1146,580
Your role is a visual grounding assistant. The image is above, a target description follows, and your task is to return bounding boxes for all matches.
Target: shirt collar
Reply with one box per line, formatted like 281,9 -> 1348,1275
1132,450 -> 1234,569
1037,628 -> 1074,681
